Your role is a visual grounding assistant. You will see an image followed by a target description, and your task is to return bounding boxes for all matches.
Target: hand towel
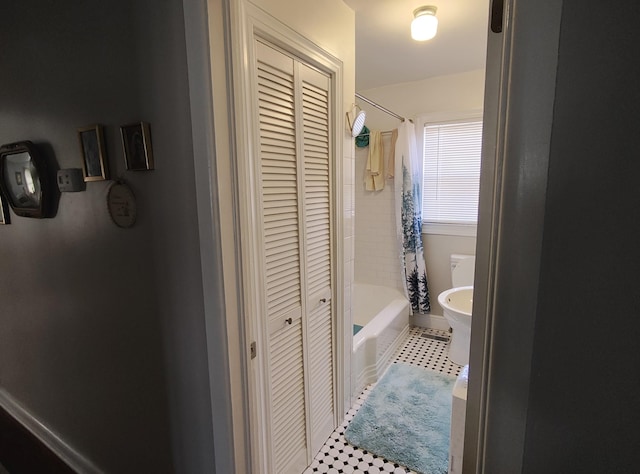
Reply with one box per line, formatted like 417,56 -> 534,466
355,125 -> 370,148
386,128 -> 399,179
365,130 -> 385,191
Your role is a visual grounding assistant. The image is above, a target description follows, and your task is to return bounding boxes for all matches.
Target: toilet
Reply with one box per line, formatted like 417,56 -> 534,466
438,256 -> 475,366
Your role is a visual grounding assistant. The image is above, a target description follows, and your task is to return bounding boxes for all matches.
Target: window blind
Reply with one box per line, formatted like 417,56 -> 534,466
422,119 -> 483,226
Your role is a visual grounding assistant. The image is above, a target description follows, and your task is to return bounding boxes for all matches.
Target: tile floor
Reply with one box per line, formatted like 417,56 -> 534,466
304,327 -> 462,474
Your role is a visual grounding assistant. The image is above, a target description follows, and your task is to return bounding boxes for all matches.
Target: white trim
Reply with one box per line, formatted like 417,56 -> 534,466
416,109 -> 484,126
229,2 -> 346,471
0,389 -> 102,473
191,0 -> 250,472
465,0 -> 563,471
422,223 -> 477,237
228,1 -> 268,469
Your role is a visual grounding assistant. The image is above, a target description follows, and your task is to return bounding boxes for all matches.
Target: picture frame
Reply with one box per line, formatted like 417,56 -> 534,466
0,192 -> 10,224
78,125 -> 108,182
121,122 -> 154,171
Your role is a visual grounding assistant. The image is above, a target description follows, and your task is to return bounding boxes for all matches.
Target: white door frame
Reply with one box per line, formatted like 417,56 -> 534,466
182,0 -> 248,472
223,0 -> 346,471
189,0 -> 565,472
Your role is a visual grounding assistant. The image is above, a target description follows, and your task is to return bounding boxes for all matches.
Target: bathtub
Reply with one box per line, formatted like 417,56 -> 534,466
351,282 -> 410,399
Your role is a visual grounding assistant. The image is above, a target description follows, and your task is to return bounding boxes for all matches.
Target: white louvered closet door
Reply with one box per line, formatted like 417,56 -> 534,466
299,64 -> 335,455
255,40 -> 335,473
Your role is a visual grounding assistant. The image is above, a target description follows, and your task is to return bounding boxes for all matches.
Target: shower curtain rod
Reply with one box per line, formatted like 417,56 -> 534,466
355,93 -> 410,123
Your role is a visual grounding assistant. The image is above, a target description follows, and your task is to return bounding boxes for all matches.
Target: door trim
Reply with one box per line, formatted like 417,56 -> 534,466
227,1 -> 346,471
184,0 -> 247,471
465,0 -> 563,471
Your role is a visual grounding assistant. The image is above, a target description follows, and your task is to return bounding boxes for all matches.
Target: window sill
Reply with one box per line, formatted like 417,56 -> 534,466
422,222 -> 477,237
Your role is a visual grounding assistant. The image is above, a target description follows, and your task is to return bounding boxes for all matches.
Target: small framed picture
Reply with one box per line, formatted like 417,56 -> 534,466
78,125 -> 109,182
121,122 -> 154,171
0,193 -> 9,225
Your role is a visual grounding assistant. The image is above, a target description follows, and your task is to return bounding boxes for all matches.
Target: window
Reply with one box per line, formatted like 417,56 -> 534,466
421,117 -> 483,236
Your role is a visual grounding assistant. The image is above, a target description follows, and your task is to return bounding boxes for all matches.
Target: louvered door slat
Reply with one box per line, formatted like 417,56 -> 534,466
307,244 -> 330,259
264,238 -> 298,253
263,165 -> 296,175
266,253 -> 301,273
260,137 -> 297,150
269,319 -> 307,473
264,222 -> 298,236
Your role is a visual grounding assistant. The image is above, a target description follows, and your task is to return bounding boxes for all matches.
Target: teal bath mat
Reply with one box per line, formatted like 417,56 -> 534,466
345,362 -> 456,474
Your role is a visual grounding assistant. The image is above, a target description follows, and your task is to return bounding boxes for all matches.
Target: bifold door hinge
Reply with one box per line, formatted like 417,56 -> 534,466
250,341 -> 257,360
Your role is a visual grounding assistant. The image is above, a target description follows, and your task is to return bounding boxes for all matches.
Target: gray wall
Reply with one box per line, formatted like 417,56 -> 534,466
0,1 -> 215,472
523,0 -> 640,471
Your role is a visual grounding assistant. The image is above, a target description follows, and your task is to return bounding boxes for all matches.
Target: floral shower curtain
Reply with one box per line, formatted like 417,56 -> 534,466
394,121 -> 431,313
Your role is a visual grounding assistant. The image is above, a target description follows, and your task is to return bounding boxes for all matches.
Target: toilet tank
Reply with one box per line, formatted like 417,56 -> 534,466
451,255 -> 475,287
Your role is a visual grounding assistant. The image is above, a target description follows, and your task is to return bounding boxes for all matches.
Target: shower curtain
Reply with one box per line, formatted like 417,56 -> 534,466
394,121 -> 431,313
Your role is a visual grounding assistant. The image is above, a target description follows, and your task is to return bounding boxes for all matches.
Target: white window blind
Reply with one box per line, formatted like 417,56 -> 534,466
422,119 -> 483,229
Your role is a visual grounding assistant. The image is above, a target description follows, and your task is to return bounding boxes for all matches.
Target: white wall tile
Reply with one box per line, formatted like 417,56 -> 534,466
343,282 -> 351,314
345,258 -> 354,284
343,184 -> 353,213
353,142 -> 403,290
343,156 -> 354,185
343,211 -> 354,238
344,236 -> 353,263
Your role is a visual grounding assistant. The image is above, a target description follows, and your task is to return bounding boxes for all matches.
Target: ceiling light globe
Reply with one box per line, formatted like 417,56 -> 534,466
411,6 -> 438,41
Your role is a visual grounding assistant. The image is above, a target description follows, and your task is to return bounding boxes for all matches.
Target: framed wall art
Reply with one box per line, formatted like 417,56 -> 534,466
121,122 -> 154,171
78,124 -> 109,182
106,181 -> 137,228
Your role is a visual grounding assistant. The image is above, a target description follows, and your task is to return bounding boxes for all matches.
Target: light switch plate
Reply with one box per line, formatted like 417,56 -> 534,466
57,168 -> 85,192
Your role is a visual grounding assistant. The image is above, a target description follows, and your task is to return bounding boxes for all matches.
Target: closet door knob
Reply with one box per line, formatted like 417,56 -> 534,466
319,298 -> 327,304
285,318 -> 293,325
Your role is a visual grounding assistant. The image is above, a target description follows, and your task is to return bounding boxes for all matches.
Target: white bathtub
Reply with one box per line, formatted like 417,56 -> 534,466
351,282 -> 410,399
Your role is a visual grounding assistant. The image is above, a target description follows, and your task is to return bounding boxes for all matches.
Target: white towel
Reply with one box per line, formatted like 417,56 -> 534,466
386,128 -> 398,179
365,130 -> 384,191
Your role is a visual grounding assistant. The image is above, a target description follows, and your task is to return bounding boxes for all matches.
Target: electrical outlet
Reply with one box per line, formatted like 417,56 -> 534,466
57,168 -> 85,192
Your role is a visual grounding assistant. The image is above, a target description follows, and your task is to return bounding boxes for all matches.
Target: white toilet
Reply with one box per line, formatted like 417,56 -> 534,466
438,256 -> 475,366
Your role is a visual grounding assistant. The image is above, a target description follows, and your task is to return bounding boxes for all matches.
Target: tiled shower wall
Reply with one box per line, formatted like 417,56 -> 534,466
343,132 -> 356,410
344,145 -> 355,314
353,137 -> 404,290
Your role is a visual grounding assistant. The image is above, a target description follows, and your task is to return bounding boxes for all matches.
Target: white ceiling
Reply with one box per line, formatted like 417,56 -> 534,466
344,0 -> 490,91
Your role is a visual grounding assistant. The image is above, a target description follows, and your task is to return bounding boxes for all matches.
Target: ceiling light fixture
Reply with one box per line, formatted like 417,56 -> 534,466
411,6 -> 438,41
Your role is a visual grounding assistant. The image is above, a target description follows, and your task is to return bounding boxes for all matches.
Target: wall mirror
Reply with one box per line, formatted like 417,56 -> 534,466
0,141 -> 50,218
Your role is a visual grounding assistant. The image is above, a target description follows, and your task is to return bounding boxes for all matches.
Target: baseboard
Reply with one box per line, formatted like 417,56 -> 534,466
0,389 -> 101,473
410,313 -> 450,331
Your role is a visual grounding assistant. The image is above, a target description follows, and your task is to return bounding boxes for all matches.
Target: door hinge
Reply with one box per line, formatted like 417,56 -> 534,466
250,341 -> 257,360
